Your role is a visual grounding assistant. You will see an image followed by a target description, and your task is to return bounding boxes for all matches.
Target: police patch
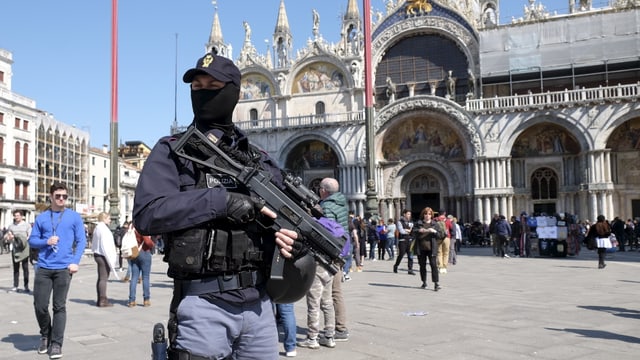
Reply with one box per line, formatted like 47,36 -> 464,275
205,173 -> 238,189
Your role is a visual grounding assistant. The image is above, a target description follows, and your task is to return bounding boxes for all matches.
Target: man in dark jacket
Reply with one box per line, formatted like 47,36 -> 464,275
495,215 -> 512,258
611,216 -> 626,251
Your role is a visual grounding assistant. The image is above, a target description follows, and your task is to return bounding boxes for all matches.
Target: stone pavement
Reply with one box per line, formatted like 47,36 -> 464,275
1,247 -> 639,360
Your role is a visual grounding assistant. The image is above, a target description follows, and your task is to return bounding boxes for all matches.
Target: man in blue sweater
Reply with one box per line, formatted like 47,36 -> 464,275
29,182 -> 87,359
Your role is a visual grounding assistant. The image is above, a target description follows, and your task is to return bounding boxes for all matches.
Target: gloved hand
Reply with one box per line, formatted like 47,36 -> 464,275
225,192 -> 265,225
290,234 -> 309,259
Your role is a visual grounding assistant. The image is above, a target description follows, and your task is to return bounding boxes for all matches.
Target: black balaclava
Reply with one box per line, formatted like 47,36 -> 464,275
191,83 -> 240,133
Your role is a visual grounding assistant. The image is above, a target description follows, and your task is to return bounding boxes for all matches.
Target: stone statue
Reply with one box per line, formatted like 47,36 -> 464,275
446,70 -> 456,98
385,76 -> 396,102
467,68 -> 476,96
312,9 -> 320,38
243,21 -> 251,43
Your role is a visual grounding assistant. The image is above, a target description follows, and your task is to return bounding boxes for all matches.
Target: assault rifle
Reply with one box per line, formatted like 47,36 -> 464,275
171,126 -> 346,278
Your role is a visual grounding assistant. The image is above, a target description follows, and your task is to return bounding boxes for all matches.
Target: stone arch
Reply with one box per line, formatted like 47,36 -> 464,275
372,14 -> 480,85
599,106 -> 640,150
386,156 -> 462,200
375,96 -> 483,159
288,56 -> 352,94
278,132 -> 347,173
498,113 -> 591,157
240,66 -> 279,98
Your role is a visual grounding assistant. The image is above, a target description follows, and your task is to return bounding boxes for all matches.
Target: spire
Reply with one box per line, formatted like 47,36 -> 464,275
206,1 -> 232,59
345,0 -> 360,21
273,0 -> 293,68
339,0 -> 362,57
209,1 -> 223,45
274,0 -> 291,34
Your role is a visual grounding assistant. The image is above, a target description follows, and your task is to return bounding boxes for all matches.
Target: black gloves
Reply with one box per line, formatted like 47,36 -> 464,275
225,192 -> 265,225
290,234 -> 309,259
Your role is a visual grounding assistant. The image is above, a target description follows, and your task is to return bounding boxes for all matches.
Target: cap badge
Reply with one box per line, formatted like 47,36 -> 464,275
202,54 -> 214,68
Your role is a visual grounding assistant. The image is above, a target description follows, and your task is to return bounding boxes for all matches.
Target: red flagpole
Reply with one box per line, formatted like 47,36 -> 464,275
109,0 -> 121,228
111,0 -> 118,124
362,0 -> 378,218
363,0 -> 373,108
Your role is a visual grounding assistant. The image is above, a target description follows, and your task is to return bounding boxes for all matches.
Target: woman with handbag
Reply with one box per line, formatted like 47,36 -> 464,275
91,212 -> 119,307
412,207 -> 444,291
127,224 -> 155,307
586,215 -> 612,269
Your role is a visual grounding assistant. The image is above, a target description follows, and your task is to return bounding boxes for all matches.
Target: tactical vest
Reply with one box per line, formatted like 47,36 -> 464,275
164,130 -> 267,280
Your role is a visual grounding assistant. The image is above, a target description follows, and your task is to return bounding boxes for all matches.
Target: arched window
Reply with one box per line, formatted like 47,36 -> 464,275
23,143 -> 29,167
249,109 -> 258,126
531,168 -> 558,200
315,101 -> 325,122
14,141 -> 20,167
315,101 -> 325,115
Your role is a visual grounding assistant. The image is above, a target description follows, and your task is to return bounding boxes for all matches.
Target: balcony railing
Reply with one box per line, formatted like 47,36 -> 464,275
235,111 -> 365,131
466,82 -> 640,113
234,83 -> 639,131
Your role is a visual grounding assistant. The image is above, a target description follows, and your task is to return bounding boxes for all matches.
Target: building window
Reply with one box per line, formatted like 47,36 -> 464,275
103,178 -> 107,194
250,109 -> 259,126
15,117 -> 20,128
0,112 -> 4,124
14,141 -> 20,166
0,71 -> 4,83
315,102 -> 325,115
315,101 -> 325,121
22,119 -> 29,131
92,175 -> 96,188
0,137 -> 3,163
22,182 -> 28,200
92,156 -> 95,166
531,168 -> 558,200
22,143 -> 28,167
104,159 -> 107,168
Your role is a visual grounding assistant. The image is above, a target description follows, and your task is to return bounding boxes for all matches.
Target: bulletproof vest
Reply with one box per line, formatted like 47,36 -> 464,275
165,129 -> 266,280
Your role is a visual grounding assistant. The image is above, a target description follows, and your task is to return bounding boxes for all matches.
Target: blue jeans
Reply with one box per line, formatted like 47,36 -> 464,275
342,242 -> 353,274
128,250 -> 152,302
33,268 -> 72,346
176,293 -> 278,359
276,303 -> 297,352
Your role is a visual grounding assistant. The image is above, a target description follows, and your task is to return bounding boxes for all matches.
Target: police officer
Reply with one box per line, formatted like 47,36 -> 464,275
133,52 -> 301,360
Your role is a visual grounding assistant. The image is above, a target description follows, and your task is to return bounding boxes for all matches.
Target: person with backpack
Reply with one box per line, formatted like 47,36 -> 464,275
6,209 -> 31,293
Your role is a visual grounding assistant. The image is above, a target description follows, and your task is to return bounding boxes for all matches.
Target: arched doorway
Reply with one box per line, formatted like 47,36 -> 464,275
409,173 -> 442,218
531,167 -> 559,215
283,139 -> 339,189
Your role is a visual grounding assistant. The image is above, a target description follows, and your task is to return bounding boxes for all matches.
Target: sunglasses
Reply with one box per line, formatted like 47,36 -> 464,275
54,194 -> 69,200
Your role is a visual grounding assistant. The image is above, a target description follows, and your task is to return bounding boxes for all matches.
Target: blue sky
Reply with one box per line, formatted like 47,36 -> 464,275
0,0 -> 595,148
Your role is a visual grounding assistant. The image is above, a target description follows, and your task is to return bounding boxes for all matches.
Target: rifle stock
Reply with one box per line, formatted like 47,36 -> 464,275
172,126 -> 346,276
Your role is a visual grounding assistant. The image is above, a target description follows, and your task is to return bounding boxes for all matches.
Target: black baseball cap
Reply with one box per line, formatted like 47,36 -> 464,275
183,53 -> 241,87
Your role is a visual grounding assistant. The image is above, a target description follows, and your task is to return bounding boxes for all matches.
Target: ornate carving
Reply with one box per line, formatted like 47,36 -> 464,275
372,17 -> 478,61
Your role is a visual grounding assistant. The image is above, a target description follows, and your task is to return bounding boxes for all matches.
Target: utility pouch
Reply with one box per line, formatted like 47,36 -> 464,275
166,227 -> 210,273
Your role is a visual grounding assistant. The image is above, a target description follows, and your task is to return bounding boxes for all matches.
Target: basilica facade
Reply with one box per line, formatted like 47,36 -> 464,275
189,0 -> 640,224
